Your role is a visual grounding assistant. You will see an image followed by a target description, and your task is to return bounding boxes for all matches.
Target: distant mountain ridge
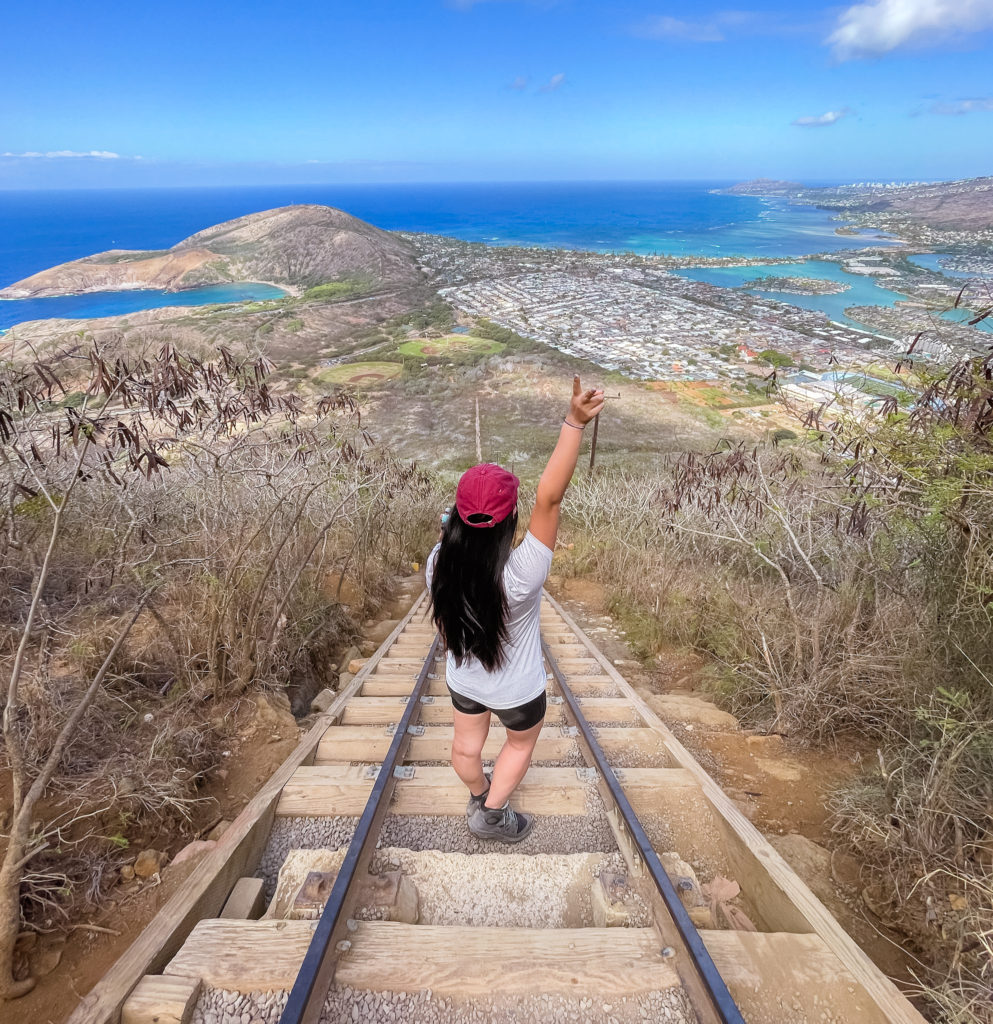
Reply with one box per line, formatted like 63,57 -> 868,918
0,205 -> 422,300
725,176 -> 993,233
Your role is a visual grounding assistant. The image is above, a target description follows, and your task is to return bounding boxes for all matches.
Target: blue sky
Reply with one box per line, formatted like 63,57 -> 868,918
2,0 -> 992,187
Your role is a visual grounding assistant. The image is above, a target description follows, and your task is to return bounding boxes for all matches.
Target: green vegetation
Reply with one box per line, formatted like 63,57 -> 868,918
303,278 -> 370,302
472,318 -> 539,351
398,299 -> 455,332
91,249 -> 169,264
757,348 -> 793,368
397,334 -> 504,358
241,299 -> 287,313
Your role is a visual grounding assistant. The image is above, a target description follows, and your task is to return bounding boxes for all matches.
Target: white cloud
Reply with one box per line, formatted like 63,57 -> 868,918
2,149 -> 124,159
929,96 -> 993,114
633,10 -> 777,42
538,72 -> 566,92
791,107 -> 854,127
636,14 -> 728,41
509,75 -> 529,90
828,0 -> 993,60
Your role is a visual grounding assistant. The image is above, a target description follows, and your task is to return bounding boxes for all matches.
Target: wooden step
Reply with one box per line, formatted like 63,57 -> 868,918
375,656 -> 443,668
275,765 -> 699,817
317,724 -> 575,763
315,725 -> 669,765
385,642 -> 436,654
361,676 -> 619,698
162,920 -> 680,996
548,679 -> 621,697
339,697 -> 642,727
128,927 -> 896,1023
339,697 -> 565,726
550,659 -> 605,674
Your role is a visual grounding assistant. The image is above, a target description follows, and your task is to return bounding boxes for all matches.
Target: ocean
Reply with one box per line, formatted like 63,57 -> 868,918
0,181 -> 901,331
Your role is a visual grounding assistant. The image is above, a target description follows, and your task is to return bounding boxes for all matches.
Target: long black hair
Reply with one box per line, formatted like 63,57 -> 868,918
430,510 -> 518,671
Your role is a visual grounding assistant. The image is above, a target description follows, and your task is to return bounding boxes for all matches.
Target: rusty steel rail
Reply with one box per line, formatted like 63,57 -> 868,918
542,638 -> 746,1024
279,634 -> 442,1024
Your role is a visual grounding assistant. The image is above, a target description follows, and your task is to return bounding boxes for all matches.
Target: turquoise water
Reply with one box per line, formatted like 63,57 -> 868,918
907,254 -> 992,333
939,307 -> 993,334
0,282 -> 288,332
671,259 -> 909,328
908,253 -> 990,279
674,258 -> 993,335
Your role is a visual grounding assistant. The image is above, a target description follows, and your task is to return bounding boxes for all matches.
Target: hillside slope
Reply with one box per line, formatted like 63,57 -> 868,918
0,204 -> 423,299
811,177 -> 993,231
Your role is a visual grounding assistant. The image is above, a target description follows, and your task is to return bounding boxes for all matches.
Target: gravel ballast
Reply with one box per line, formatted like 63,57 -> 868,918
258,816 -> 358,894
191,985 -> 699,1024
366,847 -> 650,928
379,784 -> 617,855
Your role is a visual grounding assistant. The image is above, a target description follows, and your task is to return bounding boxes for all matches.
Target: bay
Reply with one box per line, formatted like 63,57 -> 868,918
0,283 -> 288,332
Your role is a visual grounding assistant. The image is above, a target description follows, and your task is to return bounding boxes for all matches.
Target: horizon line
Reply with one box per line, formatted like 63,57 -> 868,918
0,176 -> 892,193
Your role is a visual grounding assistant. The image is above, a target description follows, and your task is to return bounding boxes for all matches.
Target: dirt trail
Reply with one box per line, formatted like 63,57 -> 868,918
547,574 -> 918,988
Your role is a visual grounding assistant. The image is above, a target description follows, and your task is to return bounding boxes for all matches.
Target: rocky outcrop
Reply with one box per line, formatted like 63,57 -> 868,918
0,204 -> 421,299
173,205 -> 421,291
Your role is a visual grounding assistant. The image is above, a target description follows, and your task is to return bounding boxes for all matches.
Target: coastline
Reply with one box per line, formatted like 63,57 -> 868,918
0,279 -> 295,302
0,281 -> 294,333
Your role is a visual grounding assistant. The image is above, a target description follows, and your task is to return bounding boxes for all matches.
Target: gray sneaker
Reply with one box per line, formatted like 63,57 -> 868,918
468,801 -> 535,844
466,772 -> 493,816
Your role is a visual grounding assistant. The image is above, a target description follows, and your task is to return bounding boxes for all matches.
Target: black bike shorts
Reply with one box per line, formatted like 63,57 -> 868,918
447,687 -> 547,732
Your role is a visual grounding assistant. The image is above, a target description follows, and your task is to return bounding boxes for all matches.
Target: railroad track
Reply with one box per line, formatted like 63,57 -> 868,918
72,591 -> 926,1024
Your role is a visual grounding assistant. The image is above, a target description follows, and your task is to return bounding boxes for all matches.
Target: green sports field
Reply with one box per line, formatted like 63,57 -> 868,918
316,361 -> 402,386
397,334 -> 505,358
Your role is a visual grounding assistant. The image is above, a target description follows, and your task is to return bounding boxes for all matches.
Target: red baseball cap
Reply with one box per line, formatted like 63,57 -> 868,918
455,463 -> 520,528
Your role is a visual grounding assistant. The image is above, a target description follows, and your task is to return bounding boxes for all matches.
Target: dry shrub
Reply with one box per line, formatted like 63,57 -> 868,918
559,427 -> 993,1020
0,442 -> 443,928
830,695 -> 993,1024
0,343 -> 443,978
2,658 -> 224,931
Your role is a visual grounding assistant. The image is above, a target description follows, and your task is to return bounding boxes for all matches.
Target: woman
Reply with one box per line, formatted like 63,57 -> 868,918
426,376 -> 605,843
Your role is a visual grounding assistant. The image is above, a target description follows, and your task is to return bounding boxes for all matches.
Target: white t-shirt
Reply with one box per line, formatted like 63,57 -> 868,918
425,530 -> 553,709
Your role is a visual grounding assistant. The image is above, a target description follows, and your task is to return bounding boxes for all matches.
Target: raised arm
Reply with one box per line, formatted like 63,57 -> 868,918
528,375 -> 605,551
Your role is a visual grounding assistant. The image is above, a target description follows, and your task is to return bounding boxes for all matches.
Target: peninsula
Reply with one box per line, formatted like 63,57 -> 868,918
741,275 -> 850,295
0,205 -> 422,299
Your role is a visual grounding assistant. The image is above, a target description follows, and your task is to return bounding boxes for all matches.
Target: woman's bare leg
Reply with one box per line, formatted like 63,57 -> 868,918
451,708 -> 492,796
486,717 -> 545,809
